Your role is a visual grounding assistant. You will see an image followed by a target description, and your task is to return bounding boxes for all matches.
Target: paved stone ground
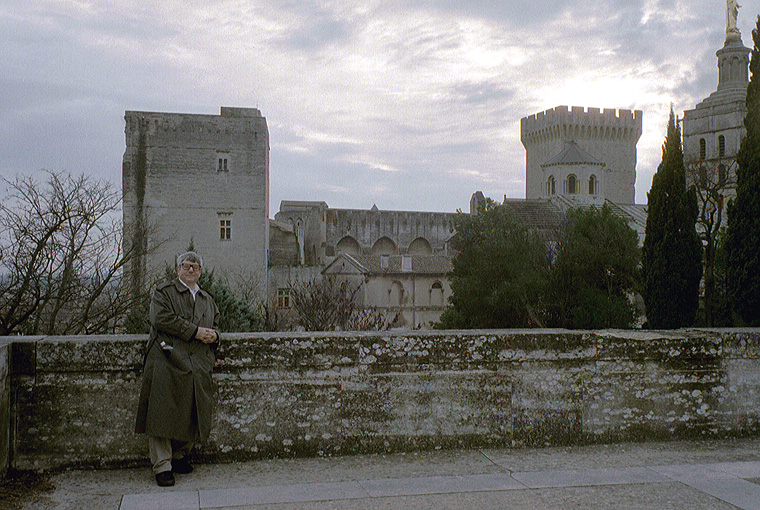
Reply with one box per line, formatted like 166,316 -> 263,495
12,438 -> 760,510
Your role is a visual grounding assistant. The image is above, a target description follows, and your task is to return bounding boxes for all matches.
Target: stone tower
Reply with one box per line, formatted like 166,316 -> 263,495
123,107 -> 269,299
682,3 -> 750,195
521,106 -> 643,204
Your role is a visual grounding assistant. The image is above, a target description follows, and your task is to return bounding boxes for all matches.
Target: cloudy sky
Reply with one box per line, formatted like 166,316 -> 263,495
1,0 -> 758,214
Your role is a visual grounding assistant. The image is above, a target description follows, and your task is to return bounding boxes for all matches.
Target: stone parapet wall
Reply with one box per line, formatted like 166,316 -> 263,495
2,329 -> 760,472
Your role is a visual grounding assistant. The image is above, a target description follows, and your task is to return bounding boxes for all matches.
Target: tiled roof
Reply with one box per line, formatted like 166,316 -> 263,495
611,203 -> 648,227
500,199 -> 564,230
542,142 -> 604,167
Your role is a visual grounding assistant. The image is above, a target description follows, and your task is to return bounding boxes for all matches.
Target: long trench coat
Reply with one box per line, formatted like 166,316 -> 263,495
135,279 -> 220,442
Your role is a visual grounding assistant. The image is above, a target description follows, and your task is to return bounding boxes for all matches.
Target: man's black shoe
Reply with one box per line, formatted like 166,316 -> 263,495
155,471 -> 175,487
172,457 -> 193,474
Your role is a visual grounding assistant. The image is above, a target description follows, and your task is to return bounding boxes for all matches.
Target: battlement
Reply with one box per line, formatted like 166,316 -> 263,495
521,105 -> 643,146
220,107 -> 262,117
124,107 -> 267,146
522,105 -> 642,131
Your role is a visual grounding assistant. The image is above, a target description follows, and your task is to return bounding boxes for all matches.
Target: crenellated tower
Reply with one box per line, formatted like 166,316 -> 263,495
521,105 -> 643,204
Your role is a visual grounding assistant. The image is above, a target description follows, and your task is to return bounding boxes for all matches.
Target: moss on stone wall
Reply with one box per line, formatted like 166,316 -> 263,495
2,329 -> 760,471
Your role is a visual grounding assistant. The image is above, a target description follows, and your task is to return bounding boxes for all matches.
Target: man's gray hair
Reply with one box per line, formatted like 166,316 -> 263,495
177,251 -> 203,267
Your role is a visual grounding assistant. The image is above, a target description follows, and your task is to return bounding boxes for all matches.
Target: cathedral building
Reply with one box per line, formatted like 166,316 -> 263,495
682,5 -> 750,202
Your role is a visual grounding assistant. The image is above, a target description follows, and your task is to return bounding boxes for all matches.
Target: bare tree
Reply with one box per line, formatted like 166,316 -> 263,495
685,157 -> 737,326
226,267 -> 266,308
0,170 -> 157,335
288,275 -> 386,332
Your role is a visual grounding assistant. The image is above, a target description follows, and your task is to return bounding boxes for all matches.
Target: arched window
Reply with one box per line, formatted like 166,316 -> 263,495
430,281 -> 444,307
589,175 -> 597,195
547,176 -> 556,196
567,174 -> 577,194
371,236 -> 397,255
389,281 -> 405,307
408,237 -> 432,255
336,236 -> 361,256
700,138 -> 706,160
719,164 -> 727,184
719,135 -> 726,158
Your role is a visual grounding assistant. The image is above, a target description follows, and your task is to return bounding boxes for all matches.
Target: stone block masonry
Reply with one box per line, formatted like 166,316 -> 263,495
1,329 -> 760,472
521,105 -> 643,204
122,107 -> 269,302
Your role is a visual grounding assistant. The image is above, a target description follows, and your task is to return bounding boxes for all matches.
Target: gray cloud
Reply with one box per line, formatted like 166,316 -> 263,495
271,1 -> 353,50
2,0 -> 759,212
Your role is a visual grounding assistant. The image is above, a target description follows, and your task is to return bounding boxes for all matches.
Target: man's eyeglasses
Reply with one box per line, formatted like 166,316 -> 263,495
180,262 -> 201,271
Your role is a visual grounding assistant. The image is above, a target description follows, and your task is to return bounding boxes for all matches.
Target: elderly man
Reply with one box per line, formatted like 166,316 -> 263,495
135,251 -> 220,487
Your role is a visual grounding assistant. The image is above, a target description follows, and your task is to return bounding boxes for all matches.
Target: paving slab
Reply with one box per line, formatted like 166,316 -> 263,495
678,477 -> 760,510
649,463 -> 738,482
11,438 -> 760,510
200,481 -> 368,508
120,490 -> 199,510
358,473 -> 524,497
222,483 -> 738,510
511,466 -> 667,488
482,439 -> 760,472
709,460 -> 760,478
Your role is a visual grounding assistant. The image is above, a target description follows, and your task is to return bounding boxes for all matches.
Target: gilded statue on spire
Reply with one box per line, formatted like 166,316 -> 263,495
727,0 -> 741,37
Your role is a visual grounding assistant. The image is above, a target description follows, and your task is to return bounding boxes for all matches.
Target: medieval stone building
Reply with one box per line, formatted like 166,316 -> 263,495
121,103 -> 647,328
323,253 -> 453,328
270,201 -> 458,328
122,107 -> 270,297
521,106 -> 643,205
123,4 -> 745,329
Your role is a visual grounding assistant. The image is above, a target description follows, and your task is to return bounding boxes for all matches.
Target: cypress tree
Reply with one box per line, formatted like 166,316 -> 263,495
726,16 -> 760,326
642,108 -> 702,328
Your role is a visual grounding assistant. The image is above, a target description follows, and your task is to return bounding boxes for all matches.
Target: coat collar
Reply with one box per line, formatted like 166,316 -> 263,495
173,278 -> 210,299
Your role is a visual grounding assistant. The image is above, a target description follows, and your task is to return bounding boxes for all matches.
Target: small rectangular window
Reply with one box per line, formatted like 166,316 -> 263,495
277,288 -> 291,308
216,151 -> 230,172
218,212 -> 232,241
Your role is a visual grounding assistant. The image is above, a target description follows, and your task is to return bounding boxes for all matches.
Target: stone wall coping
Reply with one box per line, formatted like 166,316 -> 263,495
3,328 -> 759,344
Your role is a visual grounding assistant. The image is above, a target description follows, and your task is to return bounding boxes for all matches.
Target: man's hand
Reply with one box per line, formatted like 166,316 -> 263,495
195,327 -> 218,344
